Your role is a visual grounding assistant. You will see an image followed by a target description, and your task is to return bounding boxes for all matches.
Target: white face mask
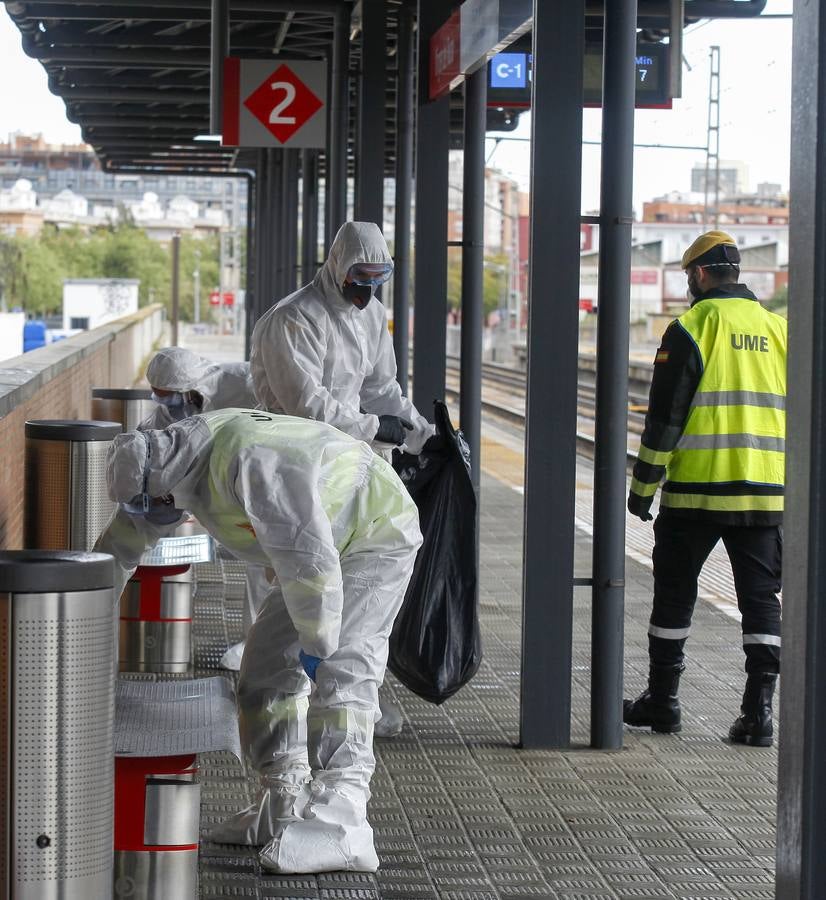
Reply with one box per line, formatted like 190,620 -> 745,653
151,391 -> 184,408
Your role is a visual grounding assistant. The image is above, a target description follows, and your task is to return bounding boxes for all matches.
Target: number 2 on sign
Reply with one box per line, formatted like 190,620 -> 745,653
270,81 -> 297,125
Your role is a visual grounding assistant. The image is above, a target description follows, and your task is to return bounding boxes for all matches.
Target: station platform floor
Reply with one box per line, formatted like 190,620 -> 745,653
186,430 -> 777,900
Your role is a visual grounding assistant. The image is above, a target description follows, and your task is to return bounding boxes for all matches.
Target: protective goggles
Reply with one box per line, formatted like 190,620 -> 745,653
346,262 -> 393,287
150,390 -> 184,408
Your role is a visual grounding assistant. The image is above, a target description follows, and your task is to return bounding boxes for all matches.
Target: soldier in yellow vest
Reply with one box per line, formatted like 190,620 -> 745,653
624,232 -> 786,747
96,409 -> 422,872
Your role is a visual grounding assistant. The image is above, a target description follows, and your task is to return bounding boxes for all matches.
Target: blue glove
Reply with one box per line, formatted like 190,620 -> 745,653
299,650 -> 323,682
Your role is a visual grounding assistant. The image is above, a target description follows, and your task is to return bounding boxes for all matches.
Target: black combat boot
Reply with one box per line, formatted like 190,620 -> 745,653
728,673 -> 777,747
623,663 -> 684,734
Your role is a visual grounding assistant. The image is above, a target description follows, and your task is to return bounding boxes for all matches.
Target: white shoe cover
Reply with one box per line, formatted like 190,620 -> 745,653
258,819 -> 379,874
219,640 -> 246,671
208,771 -> 310,846
374,695 -> 403,738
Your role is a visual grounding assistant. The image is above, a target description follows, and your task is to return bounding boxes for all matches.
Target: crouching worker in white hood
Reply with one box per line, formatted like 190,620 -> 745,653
94,408 -> 422,873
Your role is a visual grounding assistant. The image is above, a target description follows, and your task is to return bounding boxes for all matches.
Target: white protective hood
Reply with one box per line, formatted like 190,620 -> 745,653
146,347 -> 255,412
312,221 -> 393,307
106,416 -> 213,504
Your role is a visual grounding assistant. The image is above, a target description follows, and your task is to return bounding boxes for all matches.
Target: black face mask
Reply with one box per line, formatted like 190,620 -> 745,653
342,282 -> 374,310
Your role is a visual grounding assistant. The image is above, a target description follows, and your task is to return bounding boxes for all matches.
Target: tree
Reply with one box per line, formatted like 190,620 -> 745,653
446,250 -> 511,318
0,223 -> 222,322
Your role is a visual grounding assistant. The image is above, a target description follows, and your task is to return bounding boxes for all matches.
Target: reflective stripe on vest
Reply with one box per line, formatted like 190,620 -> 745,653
662,298 -> 787,516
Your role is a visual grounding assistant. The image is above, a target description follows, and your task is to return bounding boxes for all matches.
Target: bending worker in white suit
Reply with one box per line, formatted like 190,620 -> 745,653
141,345 -> 262,670
95,408 -> 422,873
250,220 -> 436,735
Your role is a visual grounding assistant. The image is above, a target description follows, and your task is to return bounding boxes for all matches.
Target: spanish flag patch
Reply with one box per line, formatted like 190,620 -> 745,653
655,349 -> 670,364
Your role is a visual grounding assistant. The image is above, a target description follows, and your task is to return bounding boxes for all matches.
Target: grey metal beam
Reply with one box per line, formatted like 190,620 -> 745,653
171,232 -> 181,345
354,0 -> 385,227
283,148 -> 300,296
325,6 -> 349,250
13,0 -> 349,10
56,88 -> 208,102
7,3 -> 302,20
209,0 -> 229,134
392,2 -> 414,393
590,0 -> 637,751
459,66 -> 486,492
268,149 -> 284,304
253,149 -> 270,327
244,169 -> 256,358
73,117 -> 205,127
519,0 -> 584,751
66,104 -> 207,119
22,38 -> 210,66
776,2 -> 826,895
301,149 -> 319,283
412,0 -> 455,419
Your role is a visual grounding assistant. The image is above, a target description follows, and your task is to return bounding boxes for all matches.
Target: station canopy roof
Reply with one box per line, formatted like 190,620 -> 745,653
5,0 -> 766,176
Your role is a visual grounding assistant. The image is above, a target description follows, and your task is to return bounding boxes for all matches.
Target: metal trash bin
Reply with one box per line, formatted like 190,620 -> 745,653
114,755 -> 199,900
120,565 -> 193,673
0,550 -> 115,899
91,388 -> 154,432
25,419 -> 122,551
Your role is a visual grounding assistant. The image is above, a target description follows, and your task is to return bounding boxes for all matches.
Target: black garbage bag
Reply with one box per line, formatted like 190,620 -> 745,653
389,401 -> 481,704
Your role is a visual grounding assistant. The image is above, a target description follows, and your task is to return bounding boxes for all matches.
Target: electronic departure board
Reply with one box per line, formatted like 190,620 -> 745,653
487,41 -> 671,110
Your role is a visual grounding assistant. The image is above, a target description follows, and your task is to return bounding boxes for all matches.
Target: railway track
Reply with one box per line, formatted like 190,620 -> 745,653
444,352 -> 653,466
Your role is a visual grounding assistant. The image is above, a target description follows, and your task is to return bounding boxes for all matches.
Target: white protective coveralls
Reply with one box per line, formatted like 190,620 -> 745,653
143,345 -> 262,670
250,221 -> 432,735
95,409 -> 422,873
249,221 -> 435,455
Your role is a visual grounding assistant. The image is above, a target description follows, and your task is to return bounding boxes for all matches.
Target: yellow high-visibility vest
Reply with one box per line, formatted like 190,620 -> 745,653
661,297 -> 787,516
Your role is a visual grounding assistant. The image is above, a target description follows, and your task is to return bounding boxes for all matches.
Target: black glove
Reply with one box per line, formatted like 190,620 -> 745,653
627,492 -> 654,522
375,415 -> 414,445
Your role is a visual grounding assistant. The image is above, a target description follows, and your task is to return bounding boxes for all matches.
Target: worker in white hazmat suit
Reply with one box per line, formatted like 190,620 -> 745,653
250,220 -> 437,736
95,408 -> 422,873
143,346 -> 256,428
142,345 -> 262,670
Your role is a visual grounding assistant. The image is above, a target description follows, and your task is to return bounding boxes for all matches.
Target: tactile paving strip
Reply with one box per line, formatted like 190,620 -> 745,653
190,473 -> 778,898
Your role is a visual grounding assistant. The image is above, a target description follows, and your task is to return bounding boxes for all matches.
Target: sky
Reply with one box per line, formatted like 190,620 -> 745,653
0,1 -> 794,217
486,0 -> 794,214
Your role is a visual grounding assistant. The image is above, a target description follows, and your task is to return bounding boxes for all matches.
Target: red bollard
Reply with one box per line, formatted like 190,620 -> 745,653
119,564 -> 193,673
113,755 -> 200,899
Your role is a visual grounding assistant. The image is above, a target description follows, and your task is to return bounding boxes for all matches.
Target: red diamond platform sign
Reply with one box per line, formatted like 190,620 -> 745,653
243,63 -> 323,144
222,57 -> 327,148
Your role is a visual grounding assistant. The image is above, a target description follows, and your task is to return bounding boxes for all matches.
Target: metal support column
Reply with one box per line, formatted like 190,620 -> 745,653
283,148 -> 300,295
412,0 -> 454,418
326,8 -> 350,250
301,149 -> 319,283
393,3 -> 414,391
254,150 -> 270,322
209,0 -> 228,134
355,0 -> 386,227
590,0 -> 637,750
270,149 -> 285,302
776,2 -> 826,895
460,66 -> 486,490
170,232 -> 180,346
244,171 -> 256,357
519,0 -> 584,749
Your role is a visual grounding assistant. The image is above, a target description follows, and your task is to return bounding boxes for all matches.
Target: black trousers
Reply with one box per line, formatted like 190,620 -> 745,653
649,514 -> 782,675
